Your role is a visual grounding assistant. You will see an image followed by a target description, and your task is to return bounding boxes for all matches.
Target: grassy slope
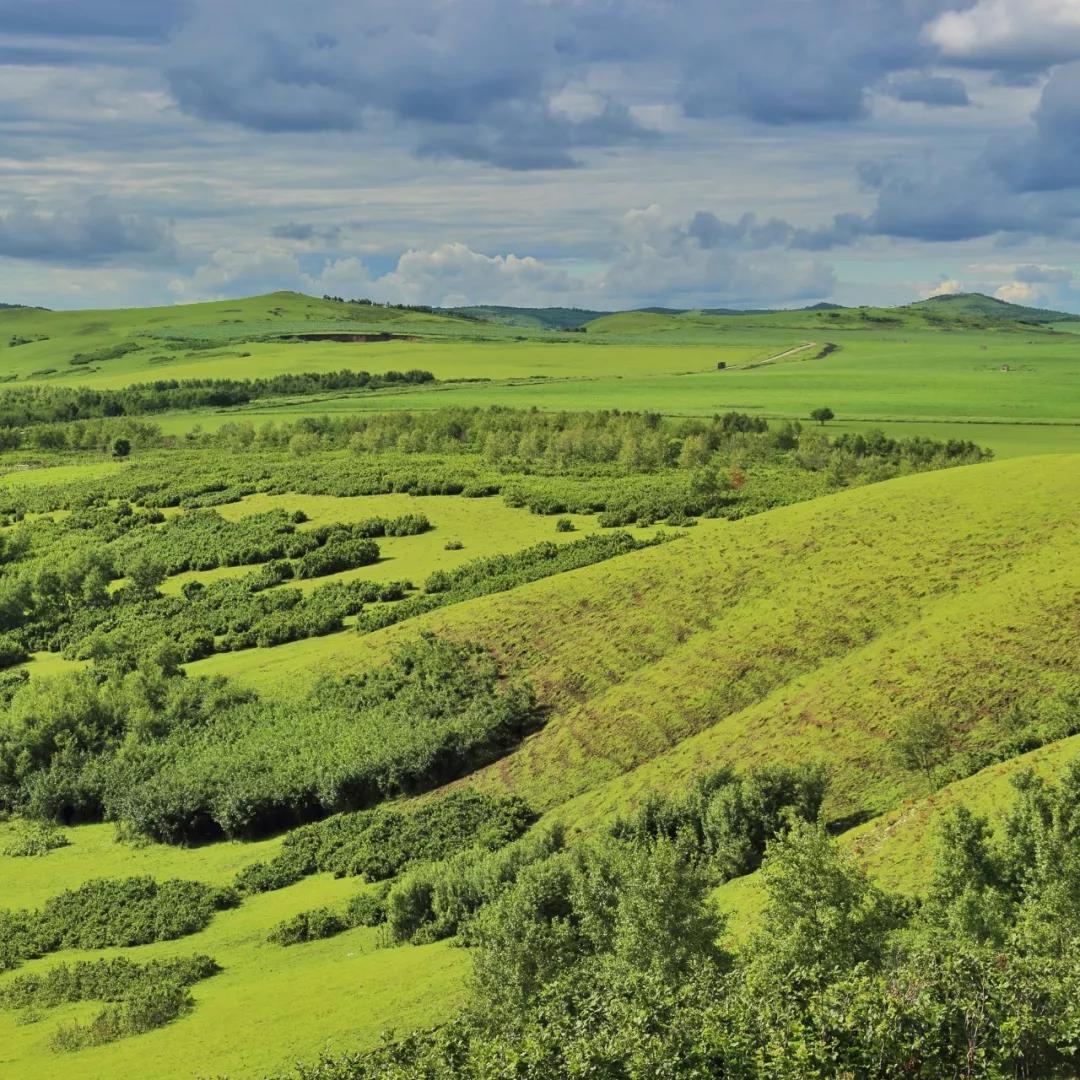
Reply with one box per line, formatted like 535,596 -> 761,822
5,456 -> 1079,1078
5,290 -> 1079,459
189,456 -> 1080,826
0,820 -> 466,1080
715,731 -> 1080,940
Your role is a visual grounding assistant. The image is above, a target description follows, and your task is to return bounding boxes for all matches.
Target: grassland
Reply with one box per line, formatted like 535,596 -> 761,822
0,816 -> 465,1080
5,290 -> 1079,460
2,291 -> 1079,1078
186,455 -> 1080,823
158,492 -> 604,598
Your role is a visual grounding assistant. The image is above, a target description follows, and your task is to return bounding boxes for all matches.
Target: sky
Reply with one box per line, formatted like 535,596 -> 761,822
3,0 -> 1080,312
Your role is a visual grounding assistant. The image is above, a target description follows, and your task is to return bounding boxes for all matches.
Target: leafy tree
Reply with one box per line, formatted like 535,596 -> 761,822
810,406 -> 835,425
126,553 -> 167,597
893,709 -> 953,792
112,437 -> 131,458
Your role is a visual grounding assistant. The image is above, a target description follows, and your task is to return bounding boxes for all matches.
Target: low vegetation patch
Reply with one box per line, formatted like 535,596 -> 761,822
0,876 -> 235,971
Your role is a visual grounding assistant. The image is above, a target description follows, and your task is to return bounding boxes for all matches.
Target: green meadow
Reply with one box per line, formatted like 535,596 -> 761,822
2,291 -> 1079,1077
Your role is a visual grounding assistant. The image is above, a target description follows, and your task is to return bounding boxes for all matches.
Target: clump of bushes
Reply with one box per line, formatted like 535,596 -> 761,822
268,907 -> 348,947
266,884 -> 391,948
2,819 -> 70,857
103,639 -> 537,843
237,790 -> 533,895
609,762 -> 829,879
0,876 -> 236,971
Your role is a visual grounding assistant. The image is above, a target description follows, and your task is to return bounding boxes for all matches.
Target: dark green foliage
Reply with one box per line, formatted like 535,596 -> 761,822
0,876 -> 234,971
296,538 -> 380,579
101,638 -> 537,842
1,818 -> 70,856
0,368 -> 435,430
285,766 -> 1080,1079
237,790 -> 534,895
610,762 -> 829,879
267,907 -> 348,946
0,633 -> 28,669
0,663 -> 254,821
0,954 -> 218,1011
0,954 -> 220,1053
111,508 -> 319,576
554,517 -> 574,532
345,887 -> 389,928
384,826 -> 568,945
50,980 -> 194,1052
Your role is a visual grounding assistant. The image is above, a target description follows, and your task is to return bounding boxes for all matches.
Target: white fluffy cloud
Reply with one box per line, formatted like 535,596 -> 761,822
920,278 -> 966,299
169,245 -> 302,299
597,205 -> 835,308
169,208 -> 840,310
994,281 -> 1037,303
379,244 -> 577,307
925,0 -> 1080,68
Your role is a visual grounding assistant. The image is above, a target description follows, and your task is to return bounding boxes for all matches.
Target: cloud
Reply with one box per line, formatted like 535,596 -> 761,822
269,222 -> 343,244
169,245 -> 301,299
920,278 -> 966,299
993,281 -> 1037,303
172,207 -> 840,310
882,71 -> 970,107
161,0 -> 653,168
925,0 -> 1080,71
597,205 -> 836,308
991,61 -> 1080,192
0,0 -> 190,40
0,196 -> 177,264
154,0 -> 963,167
377,244 -> 577,307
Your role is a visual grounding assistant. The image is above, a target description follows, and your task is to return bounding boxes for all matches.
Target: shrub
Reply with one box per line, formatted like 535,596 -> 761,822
2,819 -> 70,857
346,887 -> 389,928
268,907 -> 347,946
0,876 -> 234,969
554,517 -> 574,533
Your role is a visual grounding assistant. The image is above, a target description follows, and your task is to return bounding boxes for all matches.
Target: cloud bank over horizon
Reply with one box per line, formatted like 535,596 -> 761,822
2,0 -> 1080,311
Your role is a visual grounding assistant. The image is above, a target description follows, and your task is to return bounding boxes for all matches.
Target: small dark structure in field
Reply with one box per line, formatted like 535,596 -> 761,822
1001,364 -> 1010,372
279,332 -> 419,343
716,361 -> 727,370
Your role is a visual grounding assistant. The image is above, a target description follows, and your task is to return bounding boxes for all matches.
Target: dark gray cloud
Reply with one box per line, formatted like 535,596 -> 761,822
0,197 -> 177,263
883,72 -> 970,107
0,1 -> 190,39
155,0 -> 961,166
270,222 -> 343,244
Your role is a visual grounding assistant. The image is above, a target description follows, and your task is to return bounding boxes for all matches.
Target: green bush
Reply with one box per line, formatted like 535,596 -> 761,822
1,819 -> 70,857
0,876 -> 234,970
267,907 -> 348,947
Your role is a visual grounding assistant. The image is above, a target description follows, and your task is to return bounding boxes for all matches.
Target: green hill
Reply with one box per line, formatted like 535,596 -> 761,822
445,305 -> 608,330
909,291 -> 1080,324
2,450 -> 1079,1078
191,455 -> 1080,828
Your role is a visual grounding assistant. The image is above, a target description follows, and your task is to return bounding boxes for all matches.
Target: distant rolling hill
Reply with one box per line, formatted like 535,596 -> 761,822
445,305 -> 609,330
908,291 -> 1080,324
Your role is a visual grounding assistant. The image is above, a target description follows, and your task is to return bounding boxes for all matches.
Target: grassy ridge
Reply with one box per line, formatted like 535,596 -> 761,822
3,455 -> 1078,1078
187,456 -> 1080,824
